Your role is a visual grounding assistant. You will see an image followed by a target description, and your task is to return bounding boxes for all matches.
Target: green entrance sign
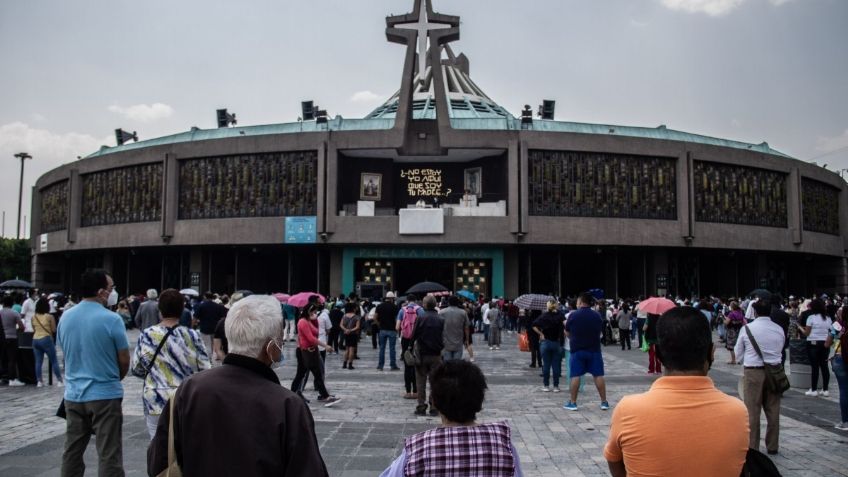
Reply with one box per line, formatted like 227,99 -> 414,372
342,247 -> 504,298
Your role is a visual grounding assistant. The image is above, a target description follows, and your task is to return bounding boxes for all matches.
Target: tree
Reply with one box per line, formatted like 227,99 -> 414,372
0,238 -> 31,282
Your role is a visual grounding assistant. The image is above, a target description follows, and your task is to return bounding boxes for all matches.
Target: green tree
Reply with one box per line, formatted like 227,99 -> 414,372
0,238 -> 31,282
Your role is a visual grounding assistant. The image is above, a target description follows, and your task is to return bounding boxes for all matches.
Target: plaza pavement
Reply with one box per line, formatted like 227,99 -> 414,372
1,329 -> 847,476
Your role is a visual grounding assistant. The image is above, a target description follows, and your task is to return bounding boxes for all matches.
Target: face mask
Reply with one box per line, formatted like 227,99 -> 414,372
107,289 -> 118,308
267,340 -> 285,369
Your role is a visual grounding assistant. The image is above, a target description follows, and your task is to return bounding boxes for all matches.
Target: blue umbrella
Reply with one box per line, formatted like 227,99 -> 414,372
456,290 -> 477,301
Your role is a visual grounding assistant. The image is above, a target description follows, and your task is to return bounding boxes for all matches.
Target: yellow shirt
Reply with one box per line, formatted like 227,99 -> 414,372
604,376 -> 749,477
32,313 -> 56,340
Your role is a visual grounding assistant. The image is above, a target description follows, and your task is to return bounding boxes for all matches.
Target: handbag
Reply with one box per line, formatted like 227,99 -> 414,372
132,326 -> 178,379
518,332 -> 530,352
740,448 -> 782,476
640,338 -> 650,352
157,397 -> 182,477
744,326 -> 790,395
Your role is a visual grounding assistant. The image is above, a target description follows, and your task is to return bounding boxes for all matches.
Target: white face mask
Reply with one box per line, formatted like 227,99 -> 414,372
267,340 -> 285,369
107,289 -> 118,308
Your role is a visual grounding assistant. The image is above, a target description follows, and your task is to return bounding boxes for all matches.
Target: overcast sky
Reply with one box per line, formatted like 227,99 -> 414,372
1,0 -> 846,238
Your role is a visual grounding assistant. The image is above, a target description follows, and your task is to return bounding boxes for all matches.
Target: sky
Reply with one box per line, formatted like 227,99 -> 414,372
1,0 -> 846,238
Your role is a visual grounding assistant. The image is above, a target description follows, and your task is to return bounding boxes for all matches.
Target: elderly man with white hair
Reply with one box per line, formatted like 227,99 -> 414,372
147,295 -> 329,477
135,289 -> 161,330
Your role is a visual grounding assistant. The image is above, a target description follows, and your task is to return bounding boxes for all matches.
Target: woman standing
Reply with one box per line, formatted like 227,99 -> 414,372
487,302 -> 502,350
724,301 -> 745,364
644,313 -> 662,374
32,298 -> 63,387
532,301 -> 565,392
290,306 -> 339,405
831,322 -> 847,430
132,289 -> 211,438
340,302 -> 362,369
801,299 -> 833,396
617,304 -> 632,350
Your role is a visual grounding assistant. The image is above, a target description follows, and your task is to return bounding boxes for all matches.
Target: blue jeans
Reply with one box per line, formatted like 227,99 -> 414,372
442,349 -> 463,361
32,336 -> 62,383
833,355 -> 848,423
483,324 -> 490,341
540,340 -> 563,388
378,330 -> 397,369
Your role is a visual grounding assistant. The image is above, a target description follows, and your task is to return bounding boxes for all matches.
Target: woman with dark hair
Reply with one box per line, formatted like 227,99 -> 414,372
32,297 -> 63,387
290,305 -> 339,406
644,313 -> 662,374
532,301 -> 565,392
132,288 -> 211,438
831,322 -> 847,430
801,298 -> 833,396
724,301 -> 745,364
340,302 -> 361,370
380,360 -> 524,476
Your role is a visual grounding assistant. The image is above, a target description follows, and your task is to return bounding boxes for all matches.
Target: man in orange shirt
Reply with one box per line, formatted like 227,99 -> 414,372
604,306 -> 749,477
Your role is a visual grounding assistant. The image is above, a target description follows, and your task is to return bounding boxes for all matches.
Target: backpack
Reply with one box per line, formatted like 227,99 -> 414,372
401,304 -> 420,339
740,448 -> 782,477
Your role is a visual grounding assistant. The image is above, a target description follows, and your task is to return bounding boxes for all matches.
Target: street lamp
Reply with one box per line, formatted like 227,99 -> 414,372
13,152 -> 32,239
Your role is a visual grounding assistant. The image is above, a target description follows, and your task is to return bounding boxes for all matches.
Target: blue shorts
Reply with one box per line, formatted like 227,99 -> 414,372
569,350 -> 604,378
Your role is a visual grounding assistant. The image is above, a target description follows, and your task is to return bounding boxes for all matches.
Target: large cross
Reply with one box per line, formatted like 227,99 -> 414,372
396,0 -> 452,79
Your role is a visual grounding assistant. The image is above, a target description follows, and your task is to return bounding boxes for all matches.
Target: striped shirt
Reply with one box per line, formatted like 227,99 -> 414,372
133,324 -> 211,415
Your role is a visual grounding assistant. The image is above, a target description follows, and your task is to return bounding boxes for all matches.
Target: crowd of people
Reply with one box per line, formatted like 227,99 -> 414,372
2,270 -> 847,476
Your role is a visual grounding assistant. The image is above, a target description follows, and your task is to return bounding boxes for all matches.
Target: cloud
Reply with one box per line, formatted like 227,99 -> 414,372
107,102 -> 174,122
816,129 -> 848,153
349,91 -> 383,103
629,19 -> 650,28
0,122 -> 112,237
659,0 -> 793,16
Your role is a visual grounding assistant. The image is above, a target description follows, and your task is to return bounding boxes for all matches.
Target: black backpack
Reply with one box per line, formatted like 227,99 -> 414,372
740,448 -> 781,477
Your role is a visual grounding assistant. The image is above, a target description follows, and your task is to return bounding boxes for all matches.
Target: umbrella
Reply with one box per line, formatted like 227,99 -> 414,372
405,281 -> 448,296
514,294 -> 555,311
456,290 -> 476,301
179,288 -> 199,297
0,279 -> 33,289
272,293 -> 291,303
48,292 -> 64,300
288,292 -> 326,308
636,297 -> 677,315
748,288 -> 771,299
588,288 -> 605,300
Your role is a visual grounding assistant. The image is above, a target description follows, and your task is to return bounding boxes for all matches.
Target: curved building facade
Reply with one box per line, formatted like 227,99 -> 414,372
30,0 -> 847,299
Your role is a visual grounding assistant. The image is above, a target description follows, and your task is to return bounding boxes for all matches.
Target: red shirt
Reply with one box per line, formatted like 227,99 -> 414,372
297,318 -> 319,350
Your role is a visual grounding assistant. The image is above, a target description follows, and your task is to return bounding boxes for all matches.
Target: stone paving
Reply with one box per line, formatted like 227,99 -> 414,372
1,329 -> 847,476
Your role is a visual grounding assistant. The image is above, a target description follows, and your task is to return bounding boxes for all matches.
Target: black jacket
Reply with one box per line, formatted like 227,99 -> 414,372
412,310 -> 444,356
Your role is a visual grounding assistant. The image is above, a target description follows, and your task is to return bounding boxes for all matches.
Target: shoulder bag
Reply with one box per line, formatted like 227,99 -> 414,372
132,326 -> 178,379
157,397 -> 182,477
743,326 -> 790,395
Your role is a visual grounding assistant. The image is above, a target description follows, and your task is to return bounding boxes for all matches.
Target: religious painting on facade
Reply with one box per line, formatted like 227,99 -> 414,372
802,178 -> 840,235
464,167 -> 482,198
693,161 -> 787,228
528,150 -> 677,219
360,173 -> 382,201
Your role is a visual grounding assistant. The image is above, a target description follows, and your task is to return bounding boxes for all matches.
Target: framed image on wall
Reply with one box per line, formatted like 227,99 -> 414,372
464,167 -> 482,198
360,173 -> 382,201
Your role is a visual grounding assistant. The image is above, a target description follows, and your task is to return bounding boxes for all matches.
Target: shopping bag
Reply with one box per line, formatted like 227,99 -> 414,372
518,332 -> 530,352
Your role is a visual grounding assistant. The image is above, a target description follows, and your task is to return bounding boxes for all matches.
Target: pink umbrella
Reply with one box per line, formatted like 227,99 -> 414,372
636,297 -> 677,315
272,293 -> 291,304
287,292 -> 326,308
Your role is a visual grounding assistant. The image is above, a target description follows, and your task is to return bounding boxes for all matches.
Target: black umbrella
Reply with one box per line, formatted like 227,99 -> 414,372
405,281 -> 449,296
748,288 -> 771,299
0,279 -> 34,289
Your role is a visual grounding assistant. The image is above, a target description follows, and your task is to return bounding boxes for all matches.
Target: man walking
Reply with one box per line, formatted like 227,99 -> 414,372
735,296 -> 785,455
134,289 -> 160,331
439,295 -> 470,361
374,292 -> 400,370
563,292 -> 609,411
412,295 -> 444,416
605,307 -> 748,476
195,292 -> 228,361
58,269 -> 130,477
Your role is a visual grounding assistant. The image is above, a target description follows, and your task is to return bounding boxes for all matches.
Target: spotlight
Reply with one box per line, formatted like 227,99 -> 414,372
301,101 -> 316,121
520,105 -> 533,125
537,100 -> 555,120
115,129 -> 138,146
216,109 -> 237,128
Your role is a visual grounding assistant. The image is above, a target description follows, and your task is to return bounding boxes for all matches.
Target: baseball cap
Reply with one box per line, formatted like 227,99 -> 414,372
385,291 -> 396,299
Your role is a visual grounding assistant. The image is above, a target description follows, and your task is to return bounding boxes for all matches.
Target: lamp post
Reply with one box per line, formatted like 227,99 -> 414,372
13,152 -> 32,239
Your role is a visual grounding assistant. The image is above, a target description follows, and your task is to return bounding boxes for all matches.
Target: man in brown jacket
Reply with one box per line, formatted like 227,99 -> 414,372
147,295 -> 328,476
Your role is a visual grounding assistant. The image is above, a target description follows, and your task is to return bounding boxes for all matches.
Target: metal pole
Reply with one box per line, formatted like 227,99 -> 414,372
14,152 -> 32,239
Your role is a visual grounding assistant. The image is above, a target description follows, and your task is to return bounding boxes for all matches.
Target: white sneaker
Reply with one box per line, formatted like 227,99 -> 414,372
489,346 -> 494,350
494,346 -> 500,350
8,379 -> 25,387
552,387 -> 561,393
56,381 -> 65,387
805,389 -> 818,396
819,390 -> 829,397
835,422 -> 848,431
36,382 -> 44,388
541,387 -> 551,392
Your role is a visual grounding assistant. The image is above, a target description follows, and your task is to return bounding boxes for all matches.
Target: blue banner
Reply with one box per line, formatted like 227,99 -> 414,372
285,216 -> 317,244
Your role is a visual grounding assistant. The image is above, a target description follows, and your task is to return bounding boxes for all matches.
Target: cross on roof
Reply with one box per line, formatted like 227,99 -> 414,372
396,0 -> 452,79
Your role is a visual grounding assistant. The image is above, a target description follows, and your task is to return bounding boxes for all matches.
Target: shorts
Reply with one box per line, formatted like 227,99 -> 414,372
569,350 -> 604,378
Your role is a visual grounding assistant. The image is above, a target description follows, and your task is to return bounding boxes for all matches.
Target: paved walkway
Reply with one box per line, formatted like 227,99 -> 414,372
1,329 -> 847,476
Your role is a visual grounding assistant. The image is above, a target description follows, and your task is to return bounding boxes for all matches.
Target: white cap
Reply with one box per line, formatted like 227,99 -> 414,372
385,291 -> 396,299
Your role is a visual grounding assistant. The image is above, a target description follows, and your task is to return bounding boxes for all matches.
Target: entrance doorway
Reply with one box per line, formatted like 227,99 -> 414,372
393,259 -> 454,296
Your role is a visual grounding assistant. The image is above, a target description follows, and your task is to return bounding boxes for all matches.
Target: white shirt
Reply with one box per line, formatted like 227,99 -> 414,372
481,303 -> 490,325
805,314 -> 833,342
317,309 -> 332,343
734,317 -> 785,367
744,298 -> 758,321
20,297 -> 36,333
